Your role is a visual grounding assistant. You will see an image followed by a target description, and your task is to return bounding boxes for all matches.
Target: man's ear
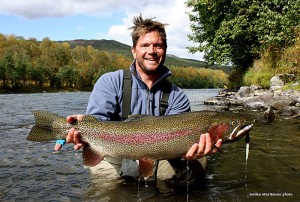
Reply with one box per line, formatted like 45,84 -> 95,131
131,47 -> 136,59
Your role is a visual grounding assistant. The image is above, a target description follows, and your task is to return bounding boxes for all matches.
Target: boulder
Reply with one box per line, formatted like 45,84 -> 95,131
244,96 -> 268,110
257,92 -> 274,105
204,97 -> 221,105
263,107 -> 275,122
204,79 -> 299,119
277,106 -> 300,116
270,75 -> 284,88
270,74 -> 296,90
271,100 -> 291,111
237,86 -> 252,98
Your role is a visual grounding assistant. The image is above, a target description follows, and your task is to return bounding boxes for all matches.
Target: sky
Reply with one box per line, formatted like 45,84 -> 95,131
0,0 -> 204,60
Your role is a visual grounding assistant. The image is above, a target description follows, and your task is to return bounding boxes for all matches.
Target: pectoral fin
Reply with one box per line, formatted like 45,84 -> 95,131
138,159 -> 156,179
82,146 -> 104,167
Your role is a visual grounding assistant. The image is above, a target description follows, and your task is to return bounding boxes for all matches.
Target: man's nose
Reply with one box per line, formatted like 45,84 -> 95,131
147,44 -> 156,53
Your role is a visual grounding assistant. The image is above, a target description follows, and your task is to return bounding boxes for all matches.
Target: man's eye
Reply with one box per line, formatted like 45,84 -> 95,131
153,43 -> 164,49
141,44 -> 150,48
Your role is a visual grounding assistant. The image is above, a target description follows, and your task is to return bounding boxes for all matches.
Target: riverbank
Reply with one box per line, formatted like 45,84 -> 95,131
0,86 -> 92,94
205,81 -> 300,120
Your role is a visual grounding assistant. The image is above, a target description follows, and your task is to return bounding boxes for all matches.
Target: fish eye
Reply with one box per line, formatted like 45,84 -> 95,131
231,121 -> 236,126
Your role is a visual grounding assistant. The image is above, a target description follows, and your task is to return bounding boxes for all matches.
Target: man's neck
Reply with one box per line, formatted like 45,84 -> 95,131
135,65 -> 160,90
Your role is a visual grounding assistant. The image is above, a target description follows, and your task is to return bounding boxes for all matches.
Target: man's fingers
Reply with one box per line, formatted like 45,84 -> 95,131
215,139 -> 222,148
67,116 -> 76,124
185,134 -> 224,160
67,114 -> 84,124
203,133 -> 212,156
74,143 -> 83,150
54,143 -> 63,151
77,114 -> 84,121
73,130 -> 81,145
55,115 -> 85,152
54,139 -> 66,151
66,128 -> 75,143
212,139 -> 223,153
185,143 -> 198,159
197,133 -> 206,155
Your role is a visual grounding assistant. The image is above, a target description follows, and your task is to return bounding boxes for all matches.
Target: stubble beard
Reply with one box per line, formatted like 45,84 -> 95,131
137,62 -> 161,76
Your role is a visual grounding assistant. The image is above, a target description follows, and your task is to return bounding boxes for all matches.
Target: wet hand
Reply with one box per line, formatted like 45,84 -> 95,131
54,114 -> 85,151
66,128 -> 85,150
185,133 -> 222,160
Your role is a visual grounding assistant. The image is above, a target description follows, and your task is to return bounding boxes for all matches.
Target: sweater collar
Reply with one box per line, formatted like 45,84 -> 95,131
129,60 -> 172,89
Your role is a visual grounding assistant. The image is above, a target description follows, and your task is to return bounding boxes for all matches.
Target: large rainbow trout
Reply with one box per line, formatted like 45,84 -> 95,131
27,110 -> 253,168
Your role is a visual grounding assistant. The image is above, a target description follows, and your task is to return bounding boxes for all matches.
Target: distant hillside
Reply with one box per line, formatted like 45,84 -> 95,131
67,39 -> 132,59
63,39 -> 232,72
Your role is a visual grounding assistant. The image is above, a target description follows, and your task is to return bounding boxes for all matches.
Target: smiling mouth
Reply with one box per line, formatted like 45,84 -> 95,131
145,58 -> 157,61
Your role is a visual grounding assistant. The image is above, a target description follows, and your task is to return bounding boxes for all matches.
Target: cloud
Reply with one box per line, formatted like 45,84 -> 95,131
0,0 -> 172,19
98,1 -> 203,59
0,0 -> 203,60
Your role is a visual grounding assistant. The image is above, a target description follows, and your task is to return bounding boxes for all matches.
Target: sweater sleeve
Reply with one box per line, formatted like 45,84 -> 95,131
86,71 -> 123,121
165,85 -> 191,115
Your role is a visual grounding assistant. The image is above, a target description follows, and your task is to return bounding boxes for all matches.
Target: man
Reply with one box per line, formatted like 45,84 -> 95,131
55,15 -> 222,185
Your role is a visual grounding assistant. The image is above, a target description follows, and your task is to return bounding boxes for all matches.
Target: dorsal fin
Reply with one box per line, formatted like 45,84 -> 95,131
126,114 -> 150,122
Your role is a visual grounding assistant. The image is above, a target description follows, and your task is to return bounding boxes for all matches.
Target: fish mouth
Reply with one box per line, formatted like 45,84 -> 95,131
229,123 -> 253,141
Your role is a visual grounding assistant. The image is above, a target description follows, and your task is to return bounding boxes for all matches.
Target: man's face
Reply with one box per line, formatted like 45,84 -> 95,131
131,31 -> 167,75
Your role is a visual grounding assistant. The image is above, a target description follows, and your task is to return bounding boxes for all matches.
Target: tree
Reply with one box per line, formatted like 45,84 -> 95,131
0,57 -> 7,88
57,65 -> 79,88
28,58 -> 51,87
186,0 -> 300,71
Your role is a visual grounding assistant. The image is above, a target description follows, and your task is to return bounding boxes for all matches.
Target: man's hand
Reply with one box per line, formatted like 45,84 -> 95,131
54,114 -> 85,151
185,133 -> 222,160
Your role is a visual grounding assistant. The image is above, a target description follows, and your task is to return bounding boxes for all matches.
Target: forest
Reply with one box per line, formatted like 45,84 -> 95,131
0,34 -> 228,93
3,1 -> 298,93
187,0 -> 300,88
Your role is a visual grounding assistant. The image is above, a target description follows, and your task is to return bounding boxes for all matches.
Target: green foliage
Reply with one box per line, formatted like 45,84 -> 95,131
0,35 -> 132,91
0,34 -> 230,92
243,67 -> 273,88
186,0 -> 300,73
243,33 -> 300,88
168,66 -> 228,88
57,65 -> 79,88
278,33 -> 300,75
28,59 -> 51,87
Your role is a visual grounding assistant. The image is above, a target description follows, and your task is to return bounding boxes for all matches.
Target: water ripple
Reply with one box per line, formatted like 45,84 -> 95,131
1,91 -> 299,201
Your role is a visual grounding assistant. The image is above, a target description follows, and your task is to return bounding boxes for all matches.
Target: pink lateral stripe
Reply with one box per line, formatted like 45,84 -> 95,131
98,129 -> 196,145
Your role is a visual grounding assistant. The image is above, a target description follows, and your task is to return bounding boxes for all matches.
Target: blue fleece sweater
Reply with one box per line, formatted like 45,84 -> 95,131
86,61 -> 191,119
85,61 -> 194,179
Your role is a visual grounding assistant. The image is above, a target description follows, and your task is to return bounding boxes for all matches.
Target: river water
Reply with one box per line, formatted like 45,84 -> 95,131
0,89 -> 299,202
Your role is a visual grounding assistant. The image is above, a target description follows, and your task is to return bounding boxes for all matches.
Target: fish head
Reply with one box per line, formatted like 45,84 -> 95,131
208,112 -> 253,143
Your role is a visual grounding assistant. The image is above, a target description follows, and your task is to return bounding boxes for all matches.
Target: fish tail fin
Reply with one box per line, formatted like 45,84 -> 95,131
82,146 -> 104,167
27,110 -> 67,142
